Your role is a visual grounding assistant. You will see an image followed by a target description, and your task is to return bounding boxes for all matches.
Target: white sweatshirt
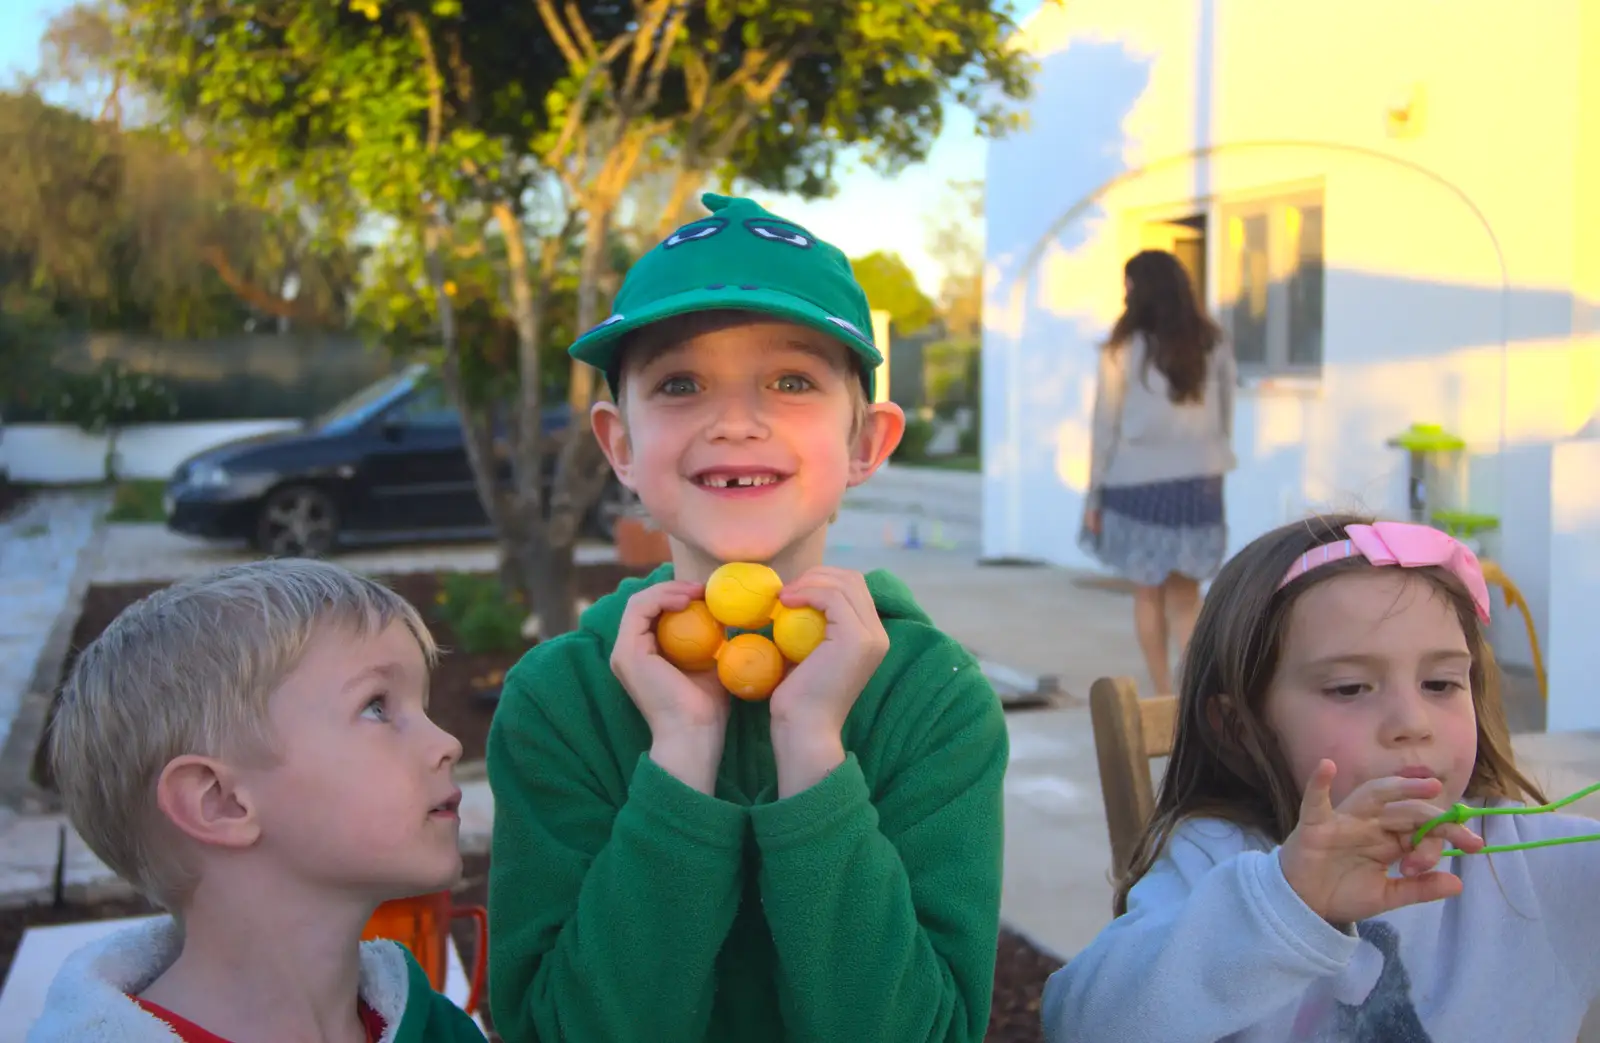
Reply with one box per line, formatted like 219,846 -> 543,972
1042,804 -> 1600,1043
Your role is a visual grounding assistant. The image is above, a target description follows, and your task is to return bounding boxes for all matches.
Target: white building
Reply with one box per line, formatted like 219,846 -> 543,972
982,0 -> 1600,727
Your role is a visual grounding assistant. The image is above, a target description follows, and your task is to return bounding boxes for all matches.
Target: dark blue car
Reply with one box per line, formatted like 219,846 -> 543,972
163,363 -> 630,557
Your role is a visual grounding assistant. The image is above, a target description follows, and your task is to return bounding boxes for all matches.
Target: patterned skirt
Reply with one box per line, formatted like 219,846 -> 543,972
1079,475 -> 1228,586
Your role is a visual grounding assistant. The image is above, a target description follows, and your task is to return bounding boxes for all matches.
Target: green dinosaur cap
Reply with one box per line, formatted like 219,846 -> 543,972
569,192 -> 882,397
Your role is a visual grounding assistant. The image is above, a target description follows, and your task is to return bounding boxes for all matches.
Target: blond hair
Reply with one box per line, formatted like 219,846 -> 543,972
47,558 -> 437,911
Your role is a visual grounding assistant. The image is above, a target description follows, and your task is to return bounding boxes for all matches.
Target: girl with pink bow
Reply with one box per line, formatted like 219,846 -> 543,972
1043,513 -> 1599,1043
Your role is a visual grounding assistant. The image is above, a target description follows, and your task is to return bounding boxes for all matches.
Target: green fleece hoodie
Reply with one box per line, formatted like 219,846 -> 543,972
485,565 -> 1007,1043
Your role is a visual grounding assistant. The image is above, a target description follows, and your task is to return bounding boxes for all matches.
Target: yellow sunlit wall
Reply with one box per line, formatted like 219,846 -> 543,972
983,0 -> 1598,671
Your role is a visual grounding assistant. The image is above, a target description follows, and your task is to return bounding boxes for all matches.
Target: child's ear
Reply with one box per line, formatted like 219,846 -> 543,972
590,400 -> 636,491
156,755 -> 260,850
848,401 -> 906,487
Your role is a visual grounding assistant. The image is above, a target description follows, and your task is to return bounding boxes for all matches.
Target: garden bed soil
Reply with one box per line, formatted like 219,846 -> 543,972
3,850 -> 1058,1043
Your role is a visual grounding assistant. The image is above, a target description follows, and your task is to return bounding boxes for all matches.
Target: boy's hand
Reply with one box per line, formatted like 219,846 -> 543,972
767,567 -> 888,795
1278,760 -> 1484,925
611,580 -> 731,794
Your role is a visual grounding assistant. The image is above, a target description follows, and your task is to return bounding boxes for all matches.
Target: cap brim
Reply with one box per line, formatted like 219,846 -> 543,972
570,285 -> 883,375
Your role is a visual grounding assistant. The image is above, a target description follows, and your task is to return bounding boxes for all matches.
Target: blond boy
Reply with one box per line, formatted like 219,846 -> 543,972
28,559 -> 486,1043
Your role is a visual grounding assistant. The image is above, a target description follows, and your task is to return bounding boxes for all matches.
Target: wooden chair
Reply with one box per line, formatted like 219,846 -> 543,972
1089,677 -> 1178,874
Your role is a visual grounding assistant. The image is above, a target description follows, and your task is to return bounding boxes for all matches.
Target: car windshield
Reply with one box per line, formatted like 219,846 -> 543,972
313,365 -> 425,431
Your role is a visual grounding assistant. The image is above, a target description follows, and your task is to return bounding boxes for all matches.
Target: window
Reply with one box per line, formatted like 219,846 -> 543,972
1221,190 -> 1324,374
1141,213 -> 1208,306
388,380 -> 459,428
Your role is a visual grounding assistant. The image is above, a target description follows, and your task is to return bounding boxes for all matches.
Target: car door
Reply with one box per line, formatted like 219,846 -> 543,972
357,382 -> 486,533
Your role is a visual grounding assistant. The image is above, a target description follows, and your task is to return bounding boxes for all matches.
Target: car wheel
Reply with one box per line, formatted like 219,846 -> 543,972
256,485 -> 340,558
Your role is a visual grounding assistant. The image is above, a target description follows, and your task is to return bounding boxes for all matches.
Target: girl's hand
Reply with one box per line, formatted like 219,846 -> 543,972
1278,760 -> 1485,925
1085,509 -> 1102,536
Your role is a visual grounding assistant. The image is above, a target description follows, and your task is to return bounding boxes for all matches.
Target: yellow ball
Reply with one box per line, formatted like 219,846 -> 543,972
656,599 -> 724,673
704,562 -> 783,630
771,604 -> 826,663
715,633 -> 785,701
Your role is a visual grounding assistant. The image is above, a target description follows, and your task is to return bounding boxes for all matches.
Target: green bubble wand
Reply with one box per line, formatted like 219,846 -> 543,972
1413,780 -> 1600,857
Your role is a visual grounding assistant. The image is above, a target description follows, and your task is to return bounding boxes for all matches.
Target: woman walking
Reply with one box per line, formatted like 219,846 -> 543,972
1081,249 -> 1236,695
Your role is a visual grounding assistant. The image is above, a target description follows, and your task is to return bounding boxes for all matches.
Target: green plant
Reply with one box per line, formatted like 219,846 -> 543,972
106,480 -> 167,522
45,361 -> 178,480
894,417 -> 937,463
434,572 -> 527,654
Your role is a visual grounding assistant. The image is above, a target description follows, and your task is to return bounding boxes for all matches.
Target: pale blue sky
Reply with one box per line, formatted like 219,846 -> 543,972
1,0 -> 1042,293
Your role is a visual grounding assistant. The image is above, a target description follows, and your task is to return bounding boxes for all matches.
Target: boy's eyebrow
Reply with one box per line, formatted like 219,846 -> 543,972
340,661 -> 404,693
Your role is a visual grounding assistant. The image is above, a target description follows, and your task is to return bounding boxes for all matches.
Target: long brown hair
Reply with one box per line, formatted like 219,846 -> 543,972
1106,249 -> 1221,404
1112,512 -> 1544,915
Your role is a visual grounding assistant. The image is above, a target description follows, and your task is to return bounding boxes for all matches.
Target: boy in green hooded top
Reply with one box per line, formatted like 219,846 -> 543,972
485,192 -> 1007,1043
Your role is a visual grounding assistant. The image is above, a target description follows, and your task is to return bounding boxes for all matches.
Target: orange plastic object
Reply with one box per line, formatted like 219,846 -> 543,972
715,632 -> 785,700
771,604 -> 826,663
704,562 -> 783,630
656,599 -> 725,672
361,890 -> 487,1014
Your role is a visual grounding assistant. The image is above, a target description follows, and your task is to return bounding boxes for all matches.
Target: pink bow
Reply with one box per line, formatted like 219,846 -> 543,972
1277,522 -> 1491,622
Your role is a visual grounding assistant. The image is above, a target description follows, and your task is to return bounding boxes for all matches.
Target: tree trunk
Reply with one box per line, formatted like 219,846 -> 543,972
422,213 -> 509,555
522,536 -> 579,638
545,206 -> 619,552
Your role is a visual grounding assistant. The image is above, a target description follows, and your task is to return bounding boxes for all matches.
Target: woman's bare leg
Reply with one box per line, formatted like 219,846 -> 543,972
1164,574 -> 1202,683
1132,583 -> 1172,694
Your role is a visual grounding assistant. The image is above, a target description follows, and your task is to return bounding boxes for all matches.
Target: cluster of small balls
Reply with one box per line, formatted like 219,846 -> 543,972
655,563 -> 826,700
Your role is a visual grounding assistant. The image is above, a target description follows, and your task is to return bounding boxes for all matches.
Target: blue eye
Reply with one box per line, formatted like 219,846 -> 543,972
773,374 -> 815,393
657,376 -> 698,396
361,696 -> 390,721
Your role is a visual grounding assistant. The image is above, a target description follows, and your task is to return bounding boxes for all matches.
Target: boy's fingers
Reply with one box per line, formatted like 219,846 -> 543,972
618,582 -> 704,638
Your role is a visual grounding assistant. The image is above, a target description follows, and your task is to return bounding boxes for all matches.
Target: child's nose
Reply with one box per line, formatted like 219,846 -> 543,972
1383,689 -> 1435,743
705,387 -> 770,440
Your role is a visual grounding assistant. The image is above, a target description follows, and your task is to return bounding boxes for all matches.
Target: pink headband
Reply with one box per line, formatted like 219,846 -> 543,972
1277,521 -> 1492,623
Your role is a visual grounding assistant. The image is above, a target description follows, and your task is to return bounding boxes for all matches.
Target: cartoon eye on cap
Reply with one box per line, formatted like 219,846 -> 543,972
743,218 -> 812,248
663,218 -> 728,248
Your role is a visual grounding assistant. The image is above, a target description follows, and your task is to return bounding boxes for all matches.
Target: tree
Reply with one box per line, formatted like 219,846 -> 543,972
927,177 -> 984,339
94,0 -> 1039,635
850,251 -> 938,336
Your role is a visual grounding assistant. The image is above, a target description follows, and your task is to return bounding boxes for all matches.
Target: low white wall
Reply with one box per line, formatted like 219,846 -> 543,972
1546,437 -> 1600,731
1,421 -> 300,484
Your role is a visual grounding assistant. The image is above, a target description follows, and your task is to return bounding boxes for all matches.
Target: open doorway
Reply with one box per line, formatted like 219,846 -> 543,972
1141,213 -> 1208,305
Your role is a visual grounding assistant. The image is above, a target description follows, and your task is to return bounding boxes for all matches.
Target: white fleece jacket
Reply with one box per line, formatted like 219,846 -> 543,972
1042,804 -> 1600,1043
24,915 -> 437,1043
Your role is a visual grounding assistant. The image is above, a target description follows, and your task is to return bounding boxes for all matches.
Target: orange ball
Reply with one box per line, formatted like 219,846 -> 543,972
771,604 -> 827,663
656,599 -> 724,673
715,633 -> 785,701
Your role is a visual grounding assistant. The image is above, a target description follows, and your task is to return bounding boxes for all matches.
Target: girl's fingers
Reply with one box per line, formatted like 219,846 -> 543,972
1341,775 -> 1444,818
1297,760 -> 1339,825
1383,869 -> 1464,911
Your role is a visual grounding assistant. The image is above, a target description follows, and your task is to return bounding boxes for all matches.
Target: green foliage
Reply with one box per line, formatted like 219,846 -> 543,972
433,571 -> 527,654
106,479 -> 167,521
0,89 -> 362,339
923,337 -> 980,407
851,251 -> 938,335
44,359 -> 178,433
893,416 -> 937,463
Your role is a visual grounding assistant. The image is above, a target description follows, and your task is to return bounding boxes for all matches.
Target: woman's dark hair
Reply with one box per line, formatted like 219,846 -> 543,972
1111,512 -> 1546,916
1106,249 -> 1222,404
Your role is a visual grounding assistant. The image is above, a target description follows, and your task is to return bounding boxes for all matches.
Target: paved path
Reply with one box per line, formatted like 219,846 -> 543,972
0,491 -> 106,756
